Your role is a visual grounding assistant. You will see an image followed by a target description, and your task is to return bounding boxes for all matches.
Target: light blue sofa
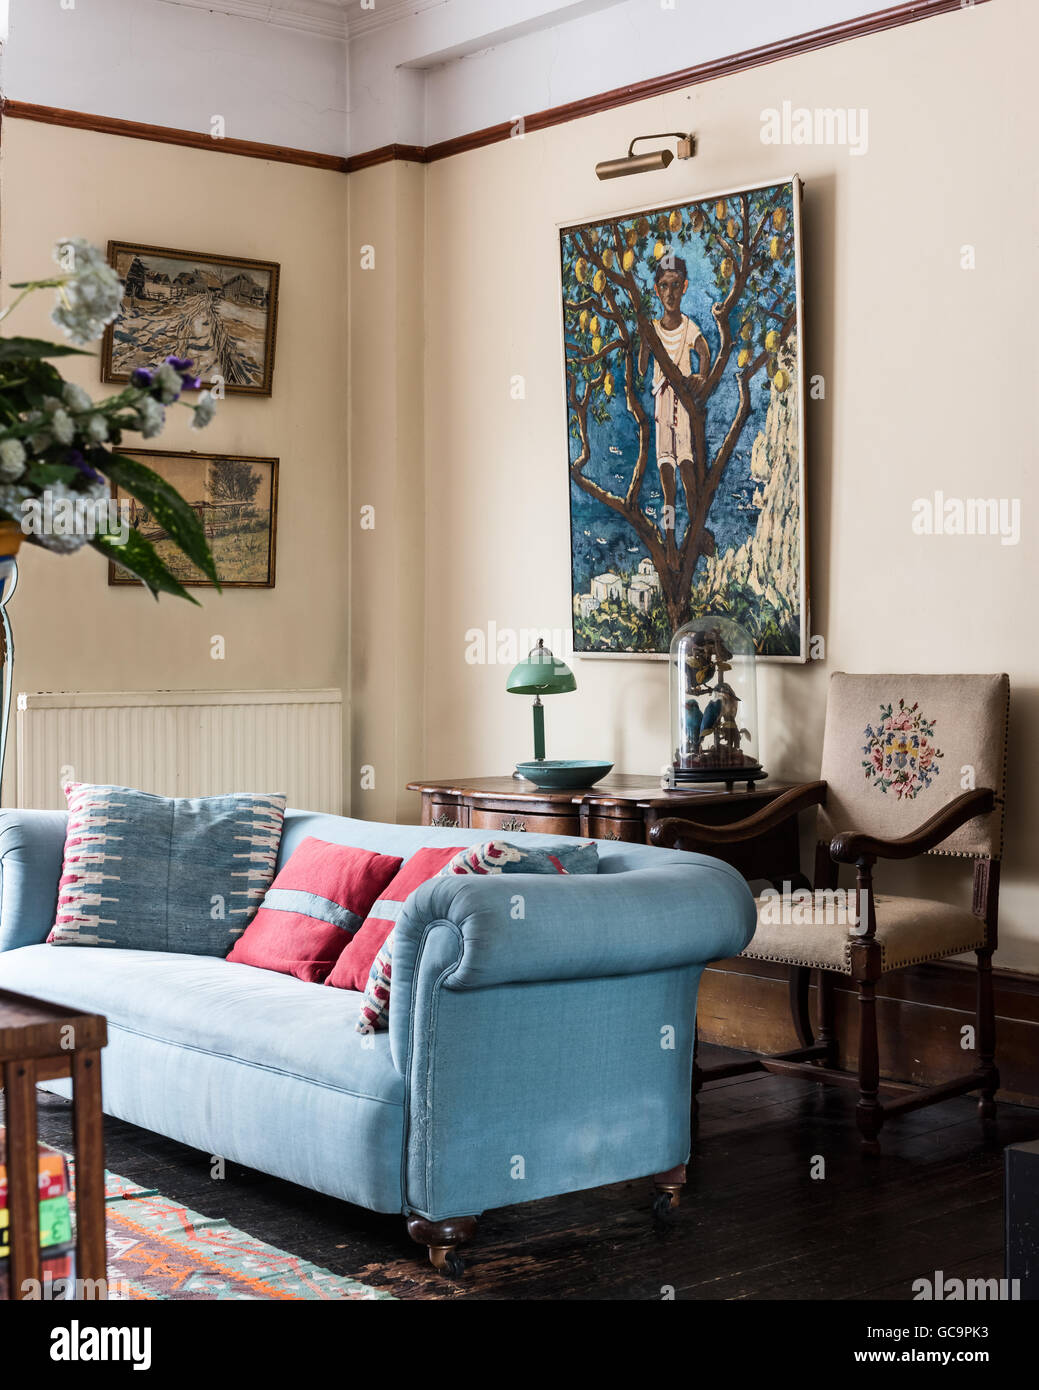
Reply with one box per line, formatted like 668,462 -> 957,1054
0,807 -> 755,1274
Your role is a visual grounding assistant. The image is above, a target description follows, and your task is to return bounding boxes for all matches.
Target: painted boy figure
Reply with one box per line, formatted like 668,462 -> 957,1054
638,256 -> 710,512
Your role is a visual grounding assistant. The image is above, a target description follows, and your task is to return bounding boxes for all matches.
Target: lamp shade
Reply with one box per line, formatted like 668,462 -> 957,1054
506,639 -> 576,695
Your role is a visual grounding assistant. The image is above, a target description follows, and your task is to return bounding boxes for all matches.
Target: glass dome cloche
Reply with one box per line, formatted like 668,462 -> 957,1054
666,614 -> 766,790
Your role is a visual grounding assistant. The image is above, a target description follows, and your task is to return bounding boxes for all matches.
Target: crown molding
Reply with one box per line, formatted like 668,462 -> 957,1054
156,0 -> 452,42
155,0 -> 350,42
6,0 -> 991,170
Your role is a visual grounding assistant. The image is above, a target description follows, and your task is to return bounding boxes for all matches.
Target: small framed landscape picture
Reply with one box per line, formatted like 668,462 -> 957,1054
108,450 -> 279,589
101,242 -> 280,396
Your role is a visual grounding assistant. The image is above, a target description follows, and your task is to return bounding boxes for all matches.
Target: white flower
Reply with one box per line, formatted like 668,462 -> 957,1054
52,239 -> 108,275
50,238 -> 124,346
153,362 -> 183,404
49,409 -> 75,445
0,483 -> 32,522
190,391 -> 217,429
62,381 -> 94,413
83,413 -> 109,443
33,477 -> 110,554
132,396 -> 165,438
0,439 -> 27,480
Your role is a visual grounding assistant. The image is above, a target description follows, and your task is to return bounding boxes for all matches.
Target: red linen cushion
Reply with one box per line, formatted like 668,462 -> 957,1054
226,837 -> 402,983
324,845 -> 463,992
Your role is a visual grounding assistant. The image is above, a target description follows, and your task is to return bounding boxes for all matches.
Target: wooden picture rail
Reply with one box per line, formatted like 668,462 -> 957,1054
0,0 -> 991,174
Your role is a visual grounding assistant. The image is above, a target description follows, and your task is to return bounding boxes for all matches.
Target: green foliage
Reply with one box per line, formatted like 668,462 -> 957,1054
91,528 -> 197,604
573,594 -> 671,654
0,336 -> 91,362
103,453 -> 220,587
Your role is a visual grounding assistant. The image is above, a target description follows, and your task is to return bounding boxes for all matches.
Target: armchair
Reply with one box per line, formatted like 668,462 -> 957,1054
651,672 -> 1010,1153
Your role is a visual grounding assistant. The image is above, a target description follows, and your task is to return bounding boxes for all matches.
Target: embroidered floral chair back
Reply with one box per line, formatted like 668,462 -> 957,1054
816,673 -> 1009,861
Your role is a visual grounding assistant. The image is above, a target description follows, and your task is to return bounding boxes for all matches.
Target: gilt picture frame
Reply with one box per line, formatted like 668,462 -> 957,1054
108,449 -> 279,589
558,175 -> 808,660
101,241 -> 280,396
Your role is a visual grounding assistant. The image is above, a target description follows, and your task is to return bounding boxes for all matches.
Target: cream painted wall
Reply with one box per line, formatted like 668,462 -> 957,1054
348,160 -> 426,824
0,119 -> 351,806
351,0 -> 1039,968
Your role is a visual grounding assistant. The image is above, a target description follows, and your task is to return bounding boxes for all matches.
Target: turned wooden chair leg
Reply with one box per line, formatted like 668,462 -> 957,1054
652,1163 -> 686,1221
406,1215 -> 478,1277
855,978 -> 883,1155
816,969 -> 837,1067
789,965 -> 814,1048
976,946 -> 999,1129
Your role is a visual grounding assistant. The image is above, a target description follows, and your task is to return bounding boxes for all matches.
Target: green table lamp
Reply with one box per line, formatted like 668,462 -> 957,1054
506,638 -> 576,762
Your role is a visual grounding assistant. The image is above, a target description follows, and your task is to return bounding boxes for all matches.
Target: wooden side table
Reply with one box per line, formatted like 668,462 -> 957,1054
407,774 -> 803,885
0,989 -> 107,1300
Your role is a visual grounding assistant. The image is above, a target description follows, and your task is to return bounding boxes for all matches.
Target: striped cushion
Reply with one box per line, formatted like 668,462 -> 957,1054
227,838 -> 403,983
354,840 -> 599,1033
325,846 -> 462,995
50,783 -> 285,955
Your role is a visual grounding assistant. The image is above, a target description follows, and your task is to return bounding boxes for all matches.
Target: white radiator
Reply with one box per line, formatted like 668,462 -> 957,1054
15,689 -> 343,813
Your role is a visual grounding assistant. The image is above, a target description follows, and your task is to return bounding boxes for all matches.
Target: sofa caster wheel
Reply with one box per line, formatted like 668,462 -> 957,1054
407,1214 -> 477,1278
651,1163 -> 685,1222
652,1190 -> 678,1222
432,1247 -> 465,1278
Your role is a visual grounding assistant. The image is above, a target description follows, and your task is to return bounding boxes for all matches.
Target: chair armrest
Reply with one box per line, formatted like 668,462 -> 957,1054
649,781 -> 827,851
0,810 -> 69,952
829,787 -> 996,864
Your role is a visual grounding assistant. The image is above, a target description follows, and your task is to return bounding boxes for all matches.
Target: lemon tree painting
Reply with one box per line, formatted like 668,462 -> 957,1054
560,177 -> 807,658
109,450 -> 278,588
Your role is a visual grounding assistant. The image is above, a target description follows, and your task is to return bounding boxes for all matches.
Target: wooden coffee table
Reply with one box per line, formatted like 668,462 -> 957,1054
0,988 -> 107,1300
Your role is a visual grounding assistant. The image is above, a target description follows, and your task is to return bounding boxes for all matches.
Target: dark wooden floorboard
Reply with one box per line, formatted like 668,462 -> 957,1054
6,1043 -> 1036,1300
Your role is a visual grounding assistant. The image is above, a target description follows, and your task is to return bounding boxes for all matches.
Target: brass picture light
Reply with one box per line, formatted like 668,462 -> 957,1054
595,132 -> 696,181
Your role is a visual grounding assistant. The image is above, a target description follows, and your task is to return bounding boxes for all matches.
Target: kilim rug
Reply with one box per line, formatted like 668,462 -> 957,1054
77,1170 -> 395,1301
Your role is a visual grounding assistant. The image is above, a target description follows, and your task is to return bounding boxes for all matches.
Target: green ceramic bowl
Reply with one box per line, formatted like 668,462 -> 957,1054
514,759 -> 614,790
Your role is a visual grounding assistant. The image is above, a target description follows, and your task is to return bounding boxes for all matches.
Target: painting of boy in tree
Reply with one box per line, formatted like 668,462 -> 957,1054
638,255 -> 710,514
560,178 -> 805,658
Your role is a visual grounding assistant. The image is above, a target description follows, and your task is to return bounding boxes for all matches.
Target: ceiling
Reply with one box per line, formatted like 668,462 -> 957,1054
158,0 -> 617,42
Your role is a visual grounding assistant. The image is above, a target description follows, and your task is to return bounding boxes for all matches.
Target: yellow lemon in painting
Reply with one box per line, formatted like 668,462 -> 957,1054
772,207 -> 786,230
588,228 -> 599,244
737,348 -> 750,368
622,249 -> 635,271
591,335 -> 603,355
626,226 -> 638,246
669,209 -> 683,232
691,209 -> 704,232
773,367 -> 790,391
769,235 -> 782,259
575,257 -> 588,283
715,199 -> 726,219
602,247 -> 614,269
589,316 -> 599,335
603,372 -> 614,396
726,217 -> 737,238
592,269 -> 606,293
765,329 -> 780,351
636,215 -> 650,236
657,214 -> 669,233
740,321 -> 752,341
653,239 -> 666,260
720,256 -> 733,277
579,310 -> 589,331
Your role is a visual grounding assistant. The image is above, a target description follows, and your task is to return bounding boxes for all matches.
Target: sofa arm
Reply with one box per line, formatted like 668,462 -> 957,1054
0,810 -> 68,953
387,858 -> 756,1222
393,857 -> 755,998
